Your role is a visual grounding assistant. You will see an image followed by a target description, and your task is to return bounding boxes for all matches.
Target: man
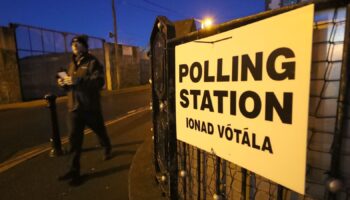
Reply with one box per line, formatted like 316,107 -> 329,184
57,35 -> 112,185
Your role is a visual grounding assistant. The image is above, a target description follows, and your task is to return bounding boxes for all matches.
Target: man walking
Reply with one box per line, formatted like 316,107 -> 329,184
57,35 -> 112,185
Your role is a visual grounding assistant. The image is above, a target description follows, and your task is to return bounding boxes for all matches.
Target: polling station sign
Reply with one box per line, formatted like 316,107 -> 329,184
175,5 -> 314,194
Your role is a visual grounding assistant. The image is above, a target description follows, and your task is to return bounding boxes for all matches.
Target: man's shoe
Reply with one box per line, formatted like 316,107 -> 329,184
58,171 -> 79,181
68,176 -> 83,186
103,148 -> 112,161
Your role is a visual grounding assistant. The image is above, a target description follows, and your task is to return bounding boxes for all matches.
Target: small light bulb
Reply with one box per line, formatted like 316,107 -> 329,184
213,193 -> 221,200
201,18 -> 213,29
161,175 -> 167,182
179,170 -> 187,177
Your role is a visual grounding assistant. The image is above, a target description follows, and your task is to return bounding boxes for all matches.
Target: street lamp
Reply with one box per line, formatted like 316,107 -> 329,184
201,17 -> 214,29
195,17 -> 214,29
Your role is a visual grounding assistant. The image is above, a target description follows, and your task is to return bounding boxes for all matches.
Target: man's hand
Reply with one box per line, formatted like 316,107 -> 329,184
57,78 -> 65,87
63,76 -> 73,86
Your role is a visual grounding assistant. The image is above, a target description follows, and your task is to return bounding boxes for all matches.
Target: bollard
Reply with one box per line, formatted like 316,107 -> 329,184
44,94 -> 63,157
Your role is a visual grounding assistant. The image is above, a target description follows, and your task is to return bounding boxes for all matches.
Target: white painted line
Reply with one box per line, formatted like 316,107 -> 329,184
127,109 -> 137,114
0,106 -> 149,174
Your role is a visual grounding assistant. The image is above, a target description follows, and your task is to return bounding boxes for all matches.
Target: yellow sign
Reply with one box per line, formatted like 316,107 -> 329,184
175,5 -> 314,194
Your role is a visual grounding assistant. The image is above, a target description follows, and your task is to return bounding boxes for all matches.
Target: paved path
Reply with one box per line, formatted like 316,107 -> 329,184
0,86 -> 151,163
0,110 -> 152,200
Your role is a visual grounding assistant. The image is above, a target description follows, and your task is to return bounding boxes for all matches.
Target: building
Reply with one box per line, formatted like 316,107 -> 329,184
266,0 -> 309,10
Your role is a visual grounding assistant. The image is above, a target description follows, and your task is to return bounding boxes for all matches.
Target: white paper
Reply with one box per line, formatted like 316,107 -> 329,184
57,71 -> 68,79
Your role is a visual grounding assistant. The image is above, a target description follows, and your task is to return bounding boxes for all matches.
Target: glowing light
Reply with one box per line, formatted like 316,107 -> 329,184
201,17 -> 214,29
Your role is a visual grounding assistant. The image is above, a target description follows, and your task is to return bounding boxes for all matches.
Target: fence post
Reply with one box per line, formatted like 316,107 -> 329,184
242,168 -> 247,200
249,173 -> 256,200
183,143 -> 187,200
277,185 -> 284,200
202,152 -> 207,200
222,160 -> 227,199
197,149 -> 201,200
103,42 -> 113,90
215,157 -> 221,199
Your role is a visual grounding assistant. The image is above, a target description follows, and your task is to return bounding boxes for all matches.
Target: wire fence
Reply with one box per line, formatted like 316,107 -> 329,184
13,23 -> 104,59
174,6 -> 348,200
152,4 -> 350,200
12,23 -> 105,100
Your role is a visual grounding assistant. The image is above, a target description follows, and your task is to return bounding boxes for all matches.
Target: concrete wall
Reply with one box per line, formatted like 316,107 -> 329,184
106,43 -> 151,89
13,44 -> 149,101
0,26 -> 22,103
18,48 -> 107,100
18,52 -> 70,100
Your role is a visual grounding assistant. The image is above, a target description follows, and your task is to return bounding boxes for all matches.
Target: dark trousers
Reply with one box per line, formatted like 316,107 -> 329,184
67,110 -> 111,173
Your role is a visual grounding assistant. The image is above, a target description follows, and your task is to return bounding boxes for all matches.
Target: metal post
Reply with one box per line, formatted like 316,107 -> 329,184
44,94 -> 62,157
183,142 -> 187,200
222,160 -> 227,199
277,185 -> 284,200
202,152 -> 207,200
249,173 -> 256,200
241,168 -> 247,200
197,149 -> 201,200
188,146 -> 192,199
215,157 -> 221,198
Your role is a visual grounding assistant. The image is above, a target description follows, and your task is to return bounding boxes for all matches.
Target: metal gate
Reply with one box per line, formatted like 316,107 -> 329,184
150,1 -> 350,200
150,16 -> 178,198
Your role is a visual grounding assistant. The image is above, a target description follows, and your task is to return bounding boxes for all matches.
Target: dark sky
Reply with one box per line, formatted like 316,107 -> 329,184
0,0 -> 265,47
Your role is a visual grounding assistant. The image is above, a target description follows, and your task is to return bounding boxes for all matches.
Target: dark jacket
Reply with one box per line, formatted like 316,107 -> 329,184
63,53 -> 105,112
